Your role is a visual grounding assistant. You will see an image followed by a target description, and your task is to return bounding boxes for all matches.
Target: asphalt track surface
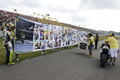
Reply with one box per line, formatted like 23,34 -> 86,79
0,41 -> 120,80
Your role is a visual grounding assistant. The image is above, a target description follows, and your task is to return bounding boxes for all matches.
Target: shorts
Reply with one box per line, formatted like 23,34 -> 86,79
88,45 -> 94,51
109,48 -> 118,58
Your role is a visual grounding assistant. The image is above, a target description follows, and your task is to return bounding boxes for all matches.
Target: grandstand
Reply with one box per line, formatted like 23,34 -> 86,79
0,9 -> 97,33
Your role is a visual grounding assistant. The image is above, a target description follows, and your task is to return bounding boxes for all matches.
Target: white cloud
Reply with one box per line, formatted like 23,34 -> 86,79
80,0 -> 120,10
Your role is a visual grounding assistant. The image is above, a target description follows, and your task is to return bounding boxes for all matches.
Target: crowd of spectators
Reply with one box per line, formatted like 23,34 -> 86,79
0,10 -> 17,24
0,9 -> 41,26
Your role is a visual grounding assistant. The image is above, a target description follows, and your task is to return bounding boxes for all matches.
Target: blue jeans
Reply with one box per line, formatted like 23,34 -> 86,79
88,45 -> 94,51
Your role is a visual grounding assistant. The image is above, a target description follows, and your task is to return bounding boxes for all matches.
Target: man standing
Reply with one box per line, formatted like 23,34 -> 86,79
4,37 -> 10,65
88,33 -> 95,58
95,34 -> 99,49
4,32 -> 15,65
108,33 -> 119,66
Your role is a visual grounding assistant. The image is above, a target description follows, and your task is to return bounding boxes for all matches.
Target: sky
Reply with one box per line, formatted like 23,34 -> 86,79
0,0 -> 120,32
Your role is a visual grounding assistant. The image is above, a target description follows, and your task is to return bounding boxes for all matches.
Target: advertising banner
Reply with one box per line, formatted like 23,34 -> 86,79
15,17 -> 87,53
15,17 -> 35,53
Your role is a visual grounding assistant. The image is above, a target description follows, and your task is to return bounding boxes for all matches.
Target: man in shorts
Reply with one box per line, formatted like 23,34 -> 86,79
108,33 -> 119,66
88,33 -> 95,58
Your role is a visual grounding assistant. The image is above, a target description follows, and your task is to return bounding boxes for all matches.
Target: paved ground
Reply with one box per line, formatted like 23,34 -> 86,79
0,41 -> 120,80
